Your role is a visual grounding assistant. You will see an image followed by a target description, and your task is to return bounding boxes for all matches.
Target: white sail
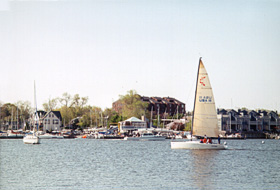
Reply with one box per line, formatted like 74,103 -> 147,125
192,59 -> 219,137
171,58 -> 226,150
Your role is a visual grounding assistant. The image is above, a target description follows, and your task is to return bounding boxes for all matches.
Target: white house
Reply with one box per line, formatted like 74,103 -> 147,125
40,111 -> 62,132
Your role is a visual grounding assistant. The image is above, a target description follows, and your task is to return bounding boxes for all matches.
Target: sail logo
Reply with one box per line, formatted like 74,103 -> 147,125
200,77 -> 206,86
199,96 -> 212,103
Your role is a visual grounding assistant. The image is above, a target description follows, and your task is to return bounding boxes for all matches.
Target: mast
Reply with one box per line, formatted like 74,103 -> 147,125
95,109 -> 98,128
176,105 -> 178,120
100,112 -> 103,127
150,106 -> 153,128
16,105 -> 18,130
191,57 -> 202,138
90,109 -> 92,128
34,81 -> 38,131
11,107 -> 13,130
163,107 -> 167,128
157,105 -> 160,128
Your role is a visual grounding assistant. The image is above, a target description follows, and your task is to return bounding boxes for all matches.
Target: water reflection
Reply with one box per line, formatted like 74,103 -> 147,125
189,150 -> 220,189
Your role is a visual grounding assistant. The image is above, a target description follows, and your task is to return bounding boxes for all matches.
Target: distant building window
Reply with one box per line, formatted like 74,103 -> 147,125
53,119 -> 59,124
48,119 -> 50,124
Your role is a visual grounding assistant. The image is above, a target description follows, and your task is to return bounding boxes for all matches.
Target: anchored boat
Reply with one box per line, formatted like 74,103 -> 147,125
23,81 -> 40,144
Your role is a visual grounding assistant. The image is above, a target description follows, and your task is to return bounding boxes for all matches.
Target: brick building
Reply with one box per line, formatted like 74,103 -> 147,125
112,95 -> 185,117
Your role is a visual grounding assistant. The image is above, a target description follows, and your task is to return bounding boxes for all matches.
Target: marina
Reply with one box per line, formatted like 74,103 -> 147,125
1,1 -> 280,189
1,138 -> 280,190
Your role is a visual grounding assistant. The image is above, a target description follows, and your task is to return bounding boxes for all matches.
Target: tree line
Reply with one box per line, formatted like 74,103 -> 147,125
1,90 -> 181,130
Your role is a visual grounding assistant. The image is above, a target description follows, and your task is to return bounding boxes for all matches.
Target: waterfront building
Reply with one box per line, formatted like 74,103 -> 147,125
217,109 -> 279,136
37,111 -> 62,132
113,95 -> 185,117
118,117 -> 147,133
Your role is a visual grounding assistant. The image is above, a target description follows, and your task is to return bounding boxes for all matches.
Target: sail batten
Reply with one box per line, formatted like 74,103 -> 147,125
192,59 -> 219,137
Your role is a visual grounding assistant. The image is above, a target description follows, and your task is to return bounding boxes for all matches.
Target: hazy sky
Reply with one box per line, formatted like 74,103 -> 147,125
1,0 -> 280,111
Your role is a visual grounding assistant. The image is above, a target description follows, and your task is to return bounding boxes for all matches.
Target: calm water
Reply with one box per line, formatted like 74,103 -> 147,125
1,139 -> 280,190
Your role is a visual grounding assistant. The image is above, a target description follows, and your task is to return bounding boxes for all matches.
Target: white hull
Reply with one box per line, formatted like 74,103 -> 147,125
171,140 -> 226,150
8,134 -> 24,137
124,136 -> 166,141
23,135 -> 40,144
39,134 -> 64,139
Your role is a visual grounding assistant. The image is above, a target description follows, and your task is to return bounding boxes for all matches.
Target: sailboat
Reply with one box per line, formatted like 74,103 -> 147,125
23,81 -> 40,144
171,58 -> 227,150
23,127 -> 40,144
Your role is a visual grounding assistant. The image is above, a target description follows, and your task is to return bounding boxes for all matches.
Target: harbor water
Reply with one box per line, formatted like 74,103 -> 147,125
1,139 -> 280,190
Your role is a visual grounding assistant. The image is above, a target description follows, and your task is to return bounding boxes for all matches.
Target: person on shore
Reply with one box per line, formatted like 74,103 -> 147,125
200,139 -> 203,143
208,138 -> 212,144
218,135 -> 221,144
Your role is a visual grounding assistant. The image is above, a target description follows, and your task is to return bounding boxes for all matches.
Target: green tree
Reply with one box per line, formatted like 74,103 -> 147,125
185,120 -> 192,131
109,113 -> 123,124
58,106 -> 75,126
0,103 -> 17,130
58,93 -> 73,125
119,90 -> 149,119
43,98 -> 58,111
0,103 -> 32,130
16,101 -> 32,130
103,108 -> 123,126
72,94 -> 88,117
78,106 -> 99,128
57,93 -> 89,127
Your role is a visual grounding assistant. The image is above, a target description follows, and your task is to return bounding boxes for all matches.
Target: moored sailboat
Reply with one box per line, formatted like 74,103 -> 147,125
23,81 -> 40,144
171,58 -> 227,150
23,128 -> 40,144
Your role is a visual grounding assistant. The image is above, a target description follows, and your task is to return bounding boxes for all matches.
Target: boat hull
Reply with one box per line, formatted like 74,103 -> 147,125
124,136 -> 166,141
23,135 -> 40,144
39,135 -> 64,139
171,141 -> 226,150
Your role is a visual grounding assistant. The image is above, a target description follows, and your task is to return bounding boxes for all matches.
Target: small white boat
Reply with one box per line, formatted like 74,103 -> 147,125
124,133 -> 166,141
23,81 -> 40,145
23,132 -> 40,144
171,58 -> 227,150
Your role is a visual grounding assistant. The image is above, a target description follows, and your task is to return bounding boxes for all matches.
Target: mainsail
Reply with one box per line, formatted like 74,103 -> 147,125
192,58 -> 219,137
